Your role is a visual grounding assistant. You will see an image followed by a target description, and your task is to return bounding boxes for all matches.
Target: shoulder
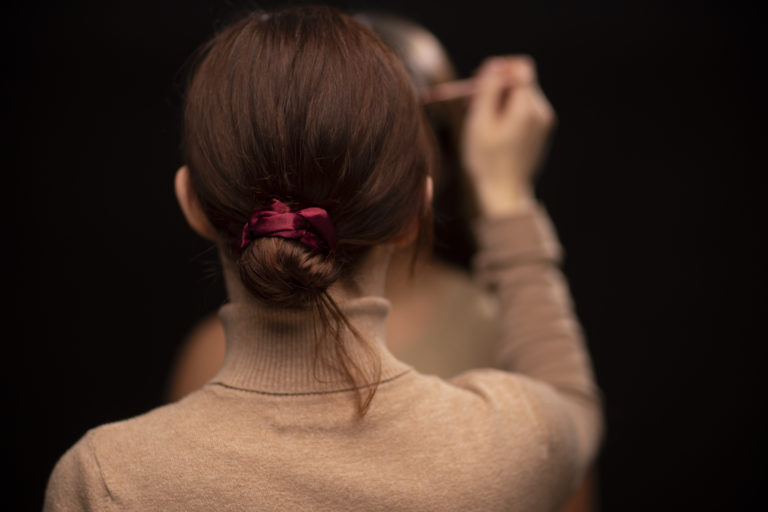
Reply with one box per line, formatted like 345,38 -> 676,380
83,388 -> 222,468
45,390 -> 219,510
384,369 -> 580,508
402,368 -> 578,458
448,370 -> 581,494
44,429 -> 112,511
450,369 -> 580,455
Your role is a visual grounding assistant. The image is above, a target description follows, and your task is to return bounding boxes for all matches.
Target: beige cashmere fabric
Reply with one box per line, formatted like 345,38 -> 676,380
44,205 -> 602,512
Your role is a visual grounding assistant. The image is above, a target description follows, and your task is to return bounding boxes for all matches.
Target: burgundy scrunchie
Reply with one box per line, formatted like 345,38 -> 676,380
239,199 -> 338,254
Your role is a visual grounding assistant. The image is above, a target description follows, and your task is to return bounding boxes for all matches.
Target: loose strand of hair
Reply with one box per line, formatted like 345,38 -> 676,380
317,290 -> 381,417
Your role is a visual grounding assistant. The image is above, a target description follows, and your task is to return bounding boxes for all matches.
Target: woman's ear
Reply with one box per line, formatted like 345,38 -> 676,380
175,165 -> 217,241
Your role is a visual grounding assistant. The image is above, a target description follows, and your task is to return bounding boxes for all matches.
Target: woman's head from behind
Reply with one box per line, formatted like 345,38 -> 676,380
178,6 -> 434,415
182,6 -> 433,307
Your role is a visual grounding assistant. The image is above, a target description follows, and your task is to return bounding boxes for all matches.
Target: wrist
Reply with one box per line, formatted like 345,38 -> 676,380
475,184 -> 535,219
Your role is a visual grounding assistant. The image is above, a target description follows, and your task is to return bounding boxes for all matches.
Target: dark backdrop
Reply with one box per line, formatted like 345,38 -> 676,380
3,1 -> 765,510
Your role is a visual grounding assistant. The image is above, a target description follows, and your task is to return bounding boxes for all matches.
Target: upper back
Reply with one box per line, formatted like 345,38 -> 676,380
61,368 -> 574,511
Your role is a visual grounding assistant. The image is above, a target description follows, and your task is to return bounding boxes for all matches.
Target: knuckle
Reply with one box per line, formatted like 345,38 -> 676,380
541,106 -> 556,125
512,55 -> 536,75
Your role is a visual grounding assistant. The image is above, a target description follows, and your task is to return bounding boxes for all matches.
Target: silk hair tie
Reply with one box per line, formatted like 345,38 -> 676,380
239,199 -> 338,255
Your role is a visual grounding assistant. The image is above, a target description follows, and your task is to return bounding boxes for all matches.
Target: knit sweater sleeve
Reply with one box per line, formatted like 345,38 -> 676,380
43,431 -> 113,512
472,203 -> 603,486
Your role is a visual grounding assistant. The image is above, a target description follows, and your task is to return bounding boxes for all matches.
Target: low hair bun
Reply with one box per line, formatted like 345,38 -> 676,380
238,237 -> 341,308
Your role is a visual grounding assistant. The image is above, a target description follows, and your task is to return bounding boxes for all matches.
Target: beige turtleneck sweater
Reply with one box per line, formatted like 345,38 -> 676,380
44,205 -> 602,511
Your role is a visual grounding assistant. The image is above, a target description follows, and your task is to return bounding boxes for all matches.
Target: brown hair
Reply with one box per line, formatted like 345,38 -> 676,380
182,6 -> 434,415
355,12 -> 476,269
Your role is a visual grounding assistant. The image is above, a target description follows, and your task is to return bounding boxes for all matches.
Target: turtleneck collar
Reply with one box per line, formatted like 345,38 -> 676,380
211,296 -> 412,394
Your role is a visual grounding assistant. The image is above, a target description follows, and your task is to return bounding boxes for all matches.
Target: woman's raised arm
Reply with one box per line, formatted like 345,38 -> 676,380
463,56 -> 603,484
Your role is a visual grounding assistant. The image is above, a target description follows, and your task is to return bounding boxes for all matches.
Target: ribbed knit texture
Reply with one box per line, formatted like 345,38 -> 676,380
44,204 -> 602,512
213,297 -> 411,394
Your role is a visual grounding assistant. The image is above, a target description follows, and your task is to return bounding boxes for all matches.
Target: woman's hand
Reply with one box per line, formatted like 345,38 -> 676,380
462,56 -> 556,218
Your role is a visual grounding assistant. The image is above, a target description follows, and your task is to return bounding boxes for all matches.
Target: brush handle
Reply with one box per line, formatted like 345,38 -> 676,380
420,77 -> 523,105
420,79 -> 478,104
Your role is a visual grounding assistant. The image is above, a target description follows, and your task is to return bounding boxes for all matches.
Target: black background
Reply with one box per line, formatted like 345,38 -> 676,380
3,1 -> 765,510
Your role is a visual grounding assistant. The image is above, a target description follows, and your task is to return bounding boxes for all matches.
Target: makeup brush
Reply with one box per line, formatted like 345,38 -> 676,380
420,77 -> 524,105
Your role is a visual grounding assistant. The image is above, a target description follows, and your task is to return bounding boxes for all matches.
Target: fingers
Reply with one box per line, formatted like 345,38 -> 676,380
502,83 -> 555,133
461,54 -> 556,198
529,86 -> 557,129
476,55 -> 536,82
471,60 -> 513,122
476,56 -> 537,91
482,56 -> 555,131
471,56 -> 539,119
